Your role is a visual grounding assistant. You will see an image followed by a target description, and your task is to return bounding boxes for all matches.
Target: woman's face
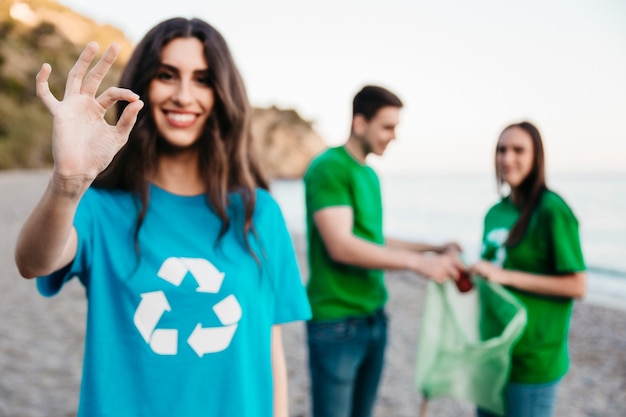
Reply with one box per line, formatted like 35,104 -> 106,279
496,126 -> 534,189
148,37 -> 215,149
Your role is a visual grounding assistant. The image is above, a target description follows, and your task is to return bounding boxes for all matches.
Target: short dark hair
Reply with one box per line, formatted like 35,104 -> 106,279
352,85 -> 403,120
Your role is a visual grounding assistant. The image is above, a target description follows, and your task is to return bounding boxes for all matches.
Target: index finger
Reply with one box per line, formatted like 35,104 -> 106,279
64,42 -> 99,99
81,43 -> 121,97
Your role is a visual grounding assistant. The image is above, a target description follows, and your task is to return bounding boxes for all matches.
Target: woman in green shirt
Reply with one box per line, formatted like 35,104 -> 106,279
469,121 -> 587,417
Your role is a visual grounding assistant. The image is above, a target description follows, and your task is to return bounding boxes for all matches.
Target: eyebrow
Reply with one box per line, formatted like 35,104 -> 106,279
157,63 -> 210,76
497,144 -> 527,151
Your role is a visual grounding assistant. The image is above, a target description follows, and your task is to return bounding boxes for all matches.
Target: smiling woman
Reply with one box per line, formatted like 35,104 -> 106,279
149,38 -> 215,154
14,17 -> 311,417
495,127 -> 535,190
469,121 -> 587,417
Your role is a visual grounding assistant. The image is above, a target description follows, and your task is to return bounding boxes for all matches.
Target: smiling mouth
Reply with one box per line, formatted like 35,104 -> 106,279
164,111 -> 198,127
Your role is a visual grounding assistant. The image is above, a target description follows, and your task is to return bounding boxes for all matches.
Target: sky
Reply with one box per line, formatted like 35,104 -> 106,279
55,0 -> 626,174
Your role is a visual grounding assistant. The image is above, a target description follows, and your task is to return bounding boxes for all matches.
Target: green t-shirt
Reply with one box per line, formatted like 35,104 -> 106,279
481,190 -> 586,384
304,146 -> 387,320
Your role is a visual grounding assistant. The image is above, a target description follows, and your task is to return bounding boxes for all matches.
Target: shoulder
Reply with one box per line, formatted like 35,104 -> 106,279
86,186 -> 131,198
74,187 -> 137,232
227,188 -> 284,230
485,197 -> 509,216
250,188 -> 283,221
538,190 -> 576,217
228,188 -> 280,211
82,186 -> 135,209
255,188 -> 280,210
540,189 -> 569,206
251,189 -> 292,237
312,146 -> 342,163
305,147 -> 344,175
533,190 -> 581,229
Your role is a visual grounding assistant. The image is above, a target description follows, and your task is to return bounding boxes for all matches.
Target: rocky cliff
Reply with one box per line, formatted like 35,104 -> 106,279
252,106 -> 326,179
0,0 -> 327,178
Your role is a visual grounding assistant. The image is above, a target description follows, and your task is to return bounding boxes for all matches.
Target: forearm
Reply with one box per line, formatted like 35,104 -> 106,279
271,326 -> 288,417
314,207 -> 462,281
472,260 -> 588,299
385,237 -> 444,253
326,235 -> 464,283
499,270 -> 587,299
15,174 -> 86,278
327,234 -> 415,270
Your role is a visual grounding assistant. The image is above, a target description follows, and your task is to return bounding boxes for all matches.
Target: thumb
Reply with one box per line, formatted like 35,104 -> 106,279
116,100 -> 144,137
36,63 -> 59,112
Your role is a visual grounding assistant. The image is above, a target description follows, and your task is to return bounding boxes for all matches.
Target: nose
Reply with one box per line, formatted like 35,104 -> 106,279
497,149 -> 511,164
503,150 -> 516,165
172,80 -> 193,106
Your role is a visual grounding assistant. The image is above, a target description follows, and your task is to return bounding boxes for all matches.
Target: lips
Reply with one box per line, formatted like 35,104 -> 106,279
499,165 -> 516,175
163,111 -> 198,128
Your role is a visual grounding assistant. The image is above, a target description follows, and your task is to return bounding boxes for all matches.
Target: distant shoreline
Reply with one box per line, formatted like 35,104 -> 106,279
4,169 -> 623,314
270,174 -> 626,314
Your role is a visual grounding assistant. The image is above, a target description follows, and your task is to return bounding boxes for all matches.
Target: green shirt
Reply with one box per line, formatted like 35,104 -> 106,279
304,146 -> 387,320
481,190 -> 586,384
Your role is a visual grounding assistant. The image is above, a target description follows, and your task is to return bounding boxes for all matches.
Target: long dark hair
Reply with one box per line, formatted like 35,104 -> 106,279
94,17 -> 268,254
497,121 -> 547,246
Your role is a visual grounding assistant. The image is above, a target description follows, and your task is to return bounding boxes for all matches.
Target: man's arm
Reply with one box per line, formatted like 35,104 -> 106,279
385,238 -> 461,254
314,206 -> 463,282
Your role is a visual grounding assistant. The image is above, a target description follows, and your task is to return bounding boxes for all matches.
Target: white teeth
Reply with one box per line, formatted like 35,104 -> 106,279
166,112 -> 195,123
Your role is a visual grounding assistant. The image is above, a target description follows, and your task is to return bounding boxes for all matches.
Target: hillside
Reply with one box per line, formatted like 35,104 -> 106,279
0,0 -> 326,178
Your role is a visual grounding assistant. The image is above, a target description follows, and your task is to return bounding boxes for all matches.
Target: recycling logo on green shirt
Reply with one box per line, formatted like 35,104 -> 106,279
132,257 -> 242,357
484,227 -> 509,266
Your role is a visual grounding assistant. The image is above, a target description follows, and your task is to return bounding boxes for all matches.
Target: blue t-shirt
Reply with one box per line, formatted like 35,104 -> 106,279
37,185 -> 311,417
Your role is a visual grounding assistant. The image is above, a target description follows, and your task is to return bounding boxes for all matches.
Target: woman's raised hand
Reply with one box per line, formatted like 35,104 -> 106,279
36,42 -> 144,183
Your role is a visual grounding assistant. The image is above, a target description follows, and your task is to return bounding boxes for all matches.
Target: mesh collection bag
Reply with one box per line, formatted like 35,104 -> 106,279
414,278 -> 527,416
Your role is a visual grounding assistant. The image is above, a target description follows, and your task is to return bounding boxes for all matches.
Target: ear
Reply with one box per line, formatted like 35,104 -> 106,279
352,114 -> 367,136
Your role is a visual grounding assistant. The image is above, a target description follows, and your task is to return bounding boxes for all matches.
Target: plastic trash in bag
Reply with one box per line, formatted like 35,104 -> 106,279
414,277 -> 527,416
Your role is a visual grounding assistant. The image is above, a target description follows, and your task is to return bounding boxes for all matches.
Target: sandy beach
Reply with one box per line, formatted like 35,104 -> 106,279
1,170 -> 624,417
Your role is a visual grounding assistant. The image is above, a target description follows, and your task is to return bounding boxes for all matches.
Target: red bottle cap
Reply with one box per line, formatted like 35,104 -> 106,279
455,270 -> 473,293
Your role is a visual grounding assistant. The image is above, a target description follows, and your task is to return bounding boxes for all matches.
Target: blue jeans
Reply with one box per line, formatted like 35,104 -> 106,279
307,309 -> 388,417
477,379 -> 561,417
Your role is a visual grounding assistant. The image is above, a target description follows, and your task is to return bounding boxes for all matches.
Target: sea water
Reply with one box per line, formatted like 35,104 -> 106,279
270,172 -> 626,311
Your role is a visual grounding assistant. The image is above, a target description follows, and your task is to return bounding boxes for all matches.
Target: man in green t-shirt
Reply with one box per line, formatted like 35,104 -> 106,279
303,85 -> 464,417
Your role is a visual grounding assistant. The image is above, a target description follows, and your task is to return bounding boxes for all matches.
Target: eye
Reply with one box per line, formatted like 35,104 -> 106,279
155,70 -> 175,81
195,72 -> 213,87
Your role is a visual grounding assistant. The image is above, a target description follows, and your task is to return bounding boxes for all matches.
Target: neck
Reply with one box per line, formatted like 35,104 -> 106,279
344,136 -> 367,164
150,153 -> 204,195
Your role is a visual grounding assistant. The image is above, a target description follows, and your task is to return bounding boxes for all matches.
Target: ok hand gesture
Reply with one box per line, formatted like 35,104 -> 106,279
36,42 -> 143,183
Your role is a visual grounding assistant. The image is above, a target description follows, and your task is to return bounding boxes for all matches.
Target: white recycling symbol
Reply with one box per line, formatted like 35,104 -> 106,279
486,227 -> 509,266
133,257 -> 242,357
